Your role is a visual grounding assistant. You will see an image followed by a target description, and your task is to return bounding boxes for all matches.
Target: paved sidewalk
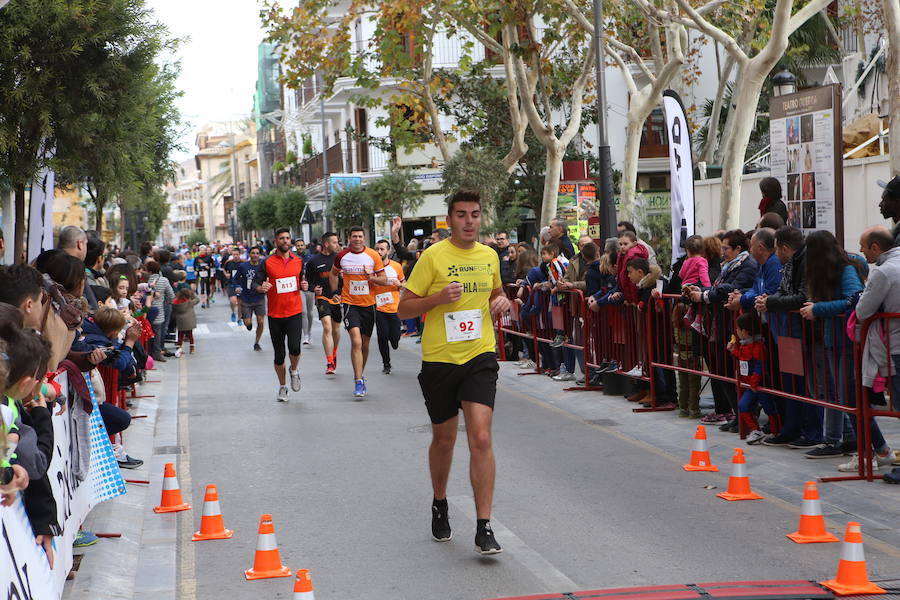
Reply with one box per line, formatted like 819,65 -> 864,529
63,357 -> 182,600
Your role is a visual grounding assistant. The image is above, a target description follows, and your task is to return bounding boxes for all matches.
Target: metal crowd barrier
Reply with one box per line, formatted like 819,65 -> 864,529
494,288 -> 900,482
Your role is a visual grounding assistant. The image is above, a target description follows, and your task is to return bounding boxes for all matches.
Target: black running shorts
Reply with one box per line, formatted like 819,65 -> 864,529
342,304 -> 375,337
316,299 -> 342,322
240,298 -> 266,320
418,352 -> 499,424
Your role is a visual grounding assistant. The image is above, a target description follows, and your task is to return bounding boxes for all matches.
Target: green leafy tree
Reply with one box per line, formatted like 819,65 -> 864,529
274,188 -> 308,230
185,230 -> 209,246
326,185 -> 374,233
0,0 -> 163,260
365,166 -> 424,218
237,198 -> 257,234
251,189 -> 281,233
441,147 -> 511,230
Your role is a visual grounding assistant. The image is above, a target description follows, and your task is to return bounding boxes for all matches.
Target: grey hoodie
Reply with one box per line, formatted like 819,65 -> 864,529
856,246 -> 900,386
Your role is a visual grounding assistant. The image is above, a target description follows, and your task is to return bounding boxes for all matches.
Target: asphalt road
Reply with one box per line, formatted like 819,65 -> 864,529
177,298 -> 900,600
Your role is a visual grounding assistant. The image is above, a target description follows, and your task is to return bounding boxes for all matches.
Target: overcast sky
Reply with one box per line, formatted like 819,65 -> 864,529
147,0 -> 265,162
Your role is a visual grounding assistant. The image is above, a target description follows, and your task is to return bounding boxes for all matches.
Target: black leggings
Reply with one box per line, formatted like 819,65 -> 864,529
268,314 -> 303,365
199,277 -> 212,296
375,311 -> 401,367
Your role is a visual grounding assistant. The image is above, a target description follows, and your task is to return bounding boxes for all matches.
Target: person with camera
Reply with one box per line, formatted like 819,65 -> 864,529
72,307 -> 144,469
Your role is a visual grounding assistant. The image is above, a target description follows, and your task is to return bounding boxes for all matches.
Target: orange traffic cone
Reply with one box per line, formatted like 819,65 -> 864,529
245,514 -> 292,580
683,425 -> 719,472
786,481 -> 839,544
293,569 -> 315,599
716,448 -> 763,501
821,522 -> 886,595
192,485 -> 233,541
153,463 -> 192,513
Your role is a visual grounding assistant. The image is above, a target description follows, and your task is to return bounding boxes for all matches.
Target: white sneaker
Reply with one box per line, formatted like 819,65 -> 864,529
276,386 -> 289,402
837,454 -> 880,473
552,372 -> 576,381
302,335 -> 311,346
174,348 -> 183,358
290,370 -> 302,392
746,430 -> 767,445
512,360 -> 526,367
624,364 -> 643,377
876,448 -> 894,468
518,360 -> 536,370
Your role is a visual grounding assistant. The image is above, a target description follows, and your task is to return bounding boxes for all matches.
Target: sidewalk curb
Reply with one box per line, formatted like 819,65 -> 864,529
63,361 -> 182,600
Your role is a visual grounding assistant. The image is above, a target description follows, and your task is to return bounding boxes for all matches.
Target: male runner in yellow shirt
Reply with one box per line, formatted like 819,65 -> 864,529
398,190 -> 511,555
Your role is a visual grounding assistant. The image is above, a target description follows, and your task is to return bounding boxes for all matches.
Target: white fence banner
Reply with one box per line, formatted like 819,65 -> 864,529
0,372 -> 126,597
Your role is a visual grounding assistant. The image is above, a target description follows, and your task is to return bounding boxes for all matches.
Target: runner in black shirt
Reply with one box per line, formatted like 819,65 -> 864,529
304,231 -> 343,374
195,246 -> 217,308
222,247 -> 243,322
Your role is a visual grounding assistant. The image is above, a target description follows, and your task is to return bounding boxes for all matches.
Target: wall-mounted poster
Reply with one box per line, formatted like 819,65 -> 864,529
769,84 -> 844,243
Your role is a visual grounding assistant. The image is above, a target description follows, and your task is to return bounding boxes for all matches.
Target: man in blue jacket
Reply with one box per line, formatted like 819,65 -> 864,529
725,228 -> 782,312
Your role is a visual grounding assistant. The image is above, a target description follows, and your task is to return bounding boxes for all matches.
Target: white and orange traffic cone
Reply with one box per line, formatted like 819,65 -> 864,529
786,481 -> 839,544
716,448 -> 763,501
153,463 -> 192,513
821,522 -> 886,596
245,514 -> 292,580
293,569 -> 315,599
192,484 -> 233,541
683,425 -> 719,472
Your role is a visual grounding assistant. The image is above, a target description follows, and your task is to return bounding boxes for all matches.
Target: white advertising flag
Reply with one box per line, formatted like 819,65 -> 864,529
662,90 -> 695,263
27,166 -> 56,263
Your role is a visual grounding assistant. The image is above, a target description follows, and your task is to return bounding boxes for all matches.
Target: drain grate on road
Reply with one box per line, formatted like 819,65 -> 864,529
585,419 -> 619,427
408,424 -> 466,433
153,445 -> 184,455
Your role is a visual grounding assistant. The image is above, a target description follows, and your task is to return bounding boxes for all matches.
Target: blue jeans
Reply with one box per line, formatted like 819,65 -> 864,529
562,346 -> 584,375
739,389 -> 777,417
808,344 -> 856,445
779,374 -> 823,442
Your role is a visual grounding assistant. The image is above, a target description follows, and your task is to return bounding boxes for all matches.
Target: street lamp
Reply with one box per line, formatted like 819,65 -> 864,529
772,67 -> 797,97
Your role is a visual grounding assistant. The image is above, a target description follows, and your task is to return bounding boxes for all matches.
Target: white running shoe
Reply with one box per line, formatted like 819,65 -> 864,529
623,364 -> 643,377
746,430 -> 767,445
838,454 -> 879,473
290,370 -> 301,392
552,372 -> 576,381
518,360 -> 536,370
276,386 -> 289,402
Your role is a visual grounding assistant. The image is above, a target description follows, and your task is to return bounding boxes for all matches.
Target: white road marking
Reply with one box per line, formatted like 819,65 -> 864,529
448,495 -> 579,591
194,324 -> 210,335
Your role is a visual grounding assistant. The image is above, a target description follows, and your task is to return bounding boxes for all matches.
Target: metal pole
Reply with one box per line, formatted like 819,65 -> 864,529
593,0 -> 617,239
320,90 -> 331,232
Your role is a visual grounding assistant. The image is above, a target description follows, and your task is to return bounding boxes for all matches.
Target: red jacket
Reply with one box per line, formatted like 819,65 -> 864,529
617,244 -> 649,303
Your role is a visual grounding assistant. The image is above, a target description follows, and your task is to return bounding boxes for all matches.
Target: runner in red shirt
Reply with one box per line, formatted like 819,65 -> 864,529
252,227 -> 308,402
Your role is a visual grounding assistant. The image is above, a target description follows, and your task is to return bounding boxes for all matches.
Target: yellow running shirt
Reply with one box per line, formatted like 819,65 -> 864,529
405,240 -> 501,365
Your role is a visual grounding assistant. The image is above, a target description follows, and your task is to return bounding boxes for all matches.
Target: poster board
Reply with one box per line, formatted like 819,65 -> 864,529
769,84 -> 844,243
557,182 -> 596,240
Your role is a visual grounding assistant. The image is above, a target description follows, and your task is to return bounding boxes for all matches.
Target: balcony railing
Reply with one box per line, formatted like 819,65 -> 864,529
295,142 -> 345,186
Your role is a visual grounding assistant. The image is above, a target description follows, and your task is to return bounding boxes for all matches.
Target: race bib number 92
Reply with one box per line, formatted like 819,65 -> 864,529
444,309 -> 483,343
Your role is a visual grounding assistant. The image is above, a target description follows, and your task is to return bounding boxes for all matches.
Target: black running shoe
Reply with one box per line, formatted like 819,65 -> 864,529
382,364 -> 391,374
762,433 -> 795,447
475,522 -> 502,555
432,505 -> 451,542
253,343 -> 261,352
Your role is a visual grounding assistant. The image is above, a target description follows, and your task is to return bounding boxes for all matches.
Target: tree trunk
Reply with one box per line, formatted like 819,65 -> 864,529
718,70 -> 767,230
701,55 -> 735,164
620,118 -> 643,222
94,186 -> 107,234
713,62 -> 746,164
14,182 -> 26,264
540,143 -> 563,228
423,92 -> 451,161
884,0 -> 900,176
